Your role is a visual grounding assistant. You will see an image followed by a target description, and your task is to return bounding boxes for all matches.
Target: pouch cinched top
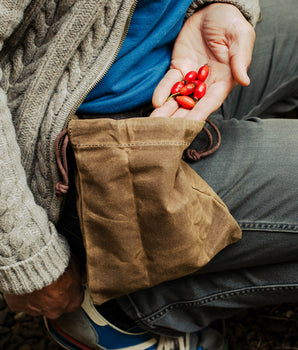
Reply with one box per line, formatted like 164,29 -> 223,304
68,117 -> 241,305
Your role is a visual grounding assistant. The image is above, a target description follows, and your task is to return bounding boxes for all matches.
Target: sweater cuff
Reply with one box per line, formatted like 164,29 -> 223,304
187,0 -> 261,27
0,226 -> 70,295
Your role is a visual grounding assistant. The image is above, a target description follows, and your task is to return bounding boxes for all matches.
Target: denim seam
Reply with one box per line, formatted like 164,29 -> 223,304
137,283 -> 298,323
238,221 -> 298,232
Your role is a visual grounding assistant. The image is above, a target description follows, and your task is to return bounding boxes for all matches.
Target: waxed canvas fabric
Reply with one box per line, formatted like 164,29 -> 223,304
68,117 -> 242,305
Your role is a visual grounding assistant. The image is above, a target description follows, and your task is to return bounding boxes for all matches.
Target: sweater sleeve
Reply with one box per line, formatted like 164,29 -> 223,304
187,0 -> 261,27
0,1 -> 70,295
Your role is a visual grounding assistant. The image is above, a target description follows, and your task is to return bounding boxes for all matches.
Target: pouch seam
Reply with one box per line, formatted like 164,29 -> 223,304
71,141 -> 190,148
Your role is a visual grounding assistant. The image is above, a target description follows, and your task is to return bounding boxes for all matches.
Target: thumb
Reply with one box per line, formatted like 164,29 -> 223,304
229,28 -> 255,86
230,55 -> 251,86
152,68 -> 183,107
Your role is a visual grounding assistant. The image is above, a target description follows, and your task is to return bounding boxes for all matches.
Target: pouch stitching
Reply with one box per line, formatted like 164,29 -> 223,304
71,141 -> 191,148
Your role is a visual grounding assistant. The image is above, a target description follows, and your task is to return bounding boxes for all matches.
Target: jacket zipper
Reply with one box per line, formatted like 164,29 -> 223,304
63,0 -> 138,130
56,0 -> 138,212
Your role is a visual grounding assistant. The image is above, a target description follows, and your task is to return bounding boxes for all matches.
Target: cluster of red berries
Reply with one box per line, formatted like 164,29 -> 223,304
169,65 -> 209,109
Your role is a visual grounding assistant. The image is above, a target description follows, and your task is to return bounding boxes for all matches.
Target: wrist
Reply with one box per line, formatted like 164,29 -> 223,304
186,0 -> 261,27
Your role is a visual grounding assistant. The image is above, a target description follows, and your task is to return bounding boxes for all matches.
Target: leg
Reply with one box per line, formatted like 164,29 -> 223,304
118,116 -> 298,334
117,0 -> 298,335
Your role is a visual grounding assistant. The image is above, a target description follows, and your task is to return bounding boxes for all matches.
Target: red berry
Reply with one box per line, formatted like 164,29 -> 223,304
184,71 -> 198,83
192,79 -> 203,86
175,95 -> 195,109
180,83 -> 195,96
171,81 -> 185,95
194,82 -> 206,99
197,65 -> 209,82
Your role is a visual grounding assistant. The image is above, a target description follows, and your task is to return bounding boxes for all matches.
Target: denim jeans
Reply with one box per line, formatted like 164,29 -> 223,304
114,0 -> 298,337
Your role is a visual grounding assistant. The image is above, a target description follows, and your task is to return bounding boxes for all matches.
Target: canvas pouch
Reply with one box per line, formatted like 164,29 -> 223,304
64,116 -> 241,305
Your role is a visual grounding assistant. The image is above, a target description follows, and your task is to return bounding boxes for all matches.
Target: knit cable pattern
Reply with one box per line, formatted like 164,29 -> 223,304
1,0 -> 121,221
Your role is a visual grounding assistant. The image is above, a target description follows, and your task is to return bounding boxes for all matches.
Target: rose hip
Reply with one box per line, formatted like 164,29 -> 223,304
184,71 -> 197,83
168,65 -> 210,110
192,80 -> 203,86
180,83 -> 195,96
171,80 -> 185,95
194,82 -> 206,99
175,95 -> 195,109
197,65 -> 209,82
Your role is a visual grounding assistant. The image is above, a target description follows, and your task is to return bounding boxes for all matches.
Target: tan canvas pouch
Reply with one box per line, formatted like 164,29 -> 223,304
66,117 -> 241,305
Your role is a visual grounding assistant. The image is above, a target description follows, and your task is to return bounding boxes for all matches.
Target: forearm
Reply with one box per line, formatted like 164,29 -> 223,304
0,0 -> 71,295
0,87 -> 70,295
187,0 -> 261,27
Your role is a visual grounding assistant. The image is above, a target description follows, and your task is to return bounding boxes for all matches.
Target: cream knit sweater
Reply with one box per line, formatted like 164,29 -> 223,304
0,0 -> 260,295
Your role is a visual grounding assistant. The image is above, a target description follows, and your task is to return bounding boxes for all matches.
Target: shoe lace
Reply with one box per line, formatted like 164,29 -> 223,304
157,333 -> 191,350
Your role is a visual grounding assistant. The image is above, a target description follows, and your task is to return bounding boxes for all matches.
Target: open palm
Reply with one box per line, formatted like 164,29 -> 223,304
151,3 -> 255,121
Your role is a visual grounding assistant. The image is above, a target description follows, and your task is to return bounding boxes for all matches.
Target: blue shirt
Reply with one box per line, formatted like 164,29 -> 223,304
77,0 -> 193,114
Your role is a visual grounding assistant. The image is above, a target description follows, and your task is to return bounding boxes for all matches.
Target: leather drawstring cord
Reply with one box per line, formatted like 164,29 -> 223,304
55,129 -> 70,199
184,119 -> 221,161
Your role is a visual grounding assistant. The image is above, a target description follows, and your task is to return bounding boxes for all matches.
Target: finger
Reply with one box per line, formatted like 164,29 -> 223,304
66,286 -> 84,312
170,107 -> 190,119
149,98 -> 178,118
230,27 -> 255,86
40,299 -> 69,319
43,285 -> 83,319
152,69 -> 183,107
26,310 -> 43,317
26,305 -> 43,317
44,295 -> 80,319
44,310 -> 65,320
186,81 -> 230,121
66,297 -> 83,314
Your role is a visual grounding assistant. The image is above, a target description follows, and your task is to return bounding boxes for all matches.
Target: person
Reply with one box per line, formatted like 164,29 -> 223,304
0,0 -> 297,349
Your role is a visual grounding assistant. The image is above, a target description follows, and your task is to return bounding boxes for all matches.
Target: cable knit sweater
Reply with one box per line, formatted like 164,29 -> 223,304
0,0 -> 260,295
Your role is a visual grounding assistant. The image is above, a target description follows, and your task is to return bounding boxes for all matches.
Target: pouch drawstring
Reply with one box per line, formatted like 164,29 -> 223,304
184,119 -> 221,161
55,129 -> 70,199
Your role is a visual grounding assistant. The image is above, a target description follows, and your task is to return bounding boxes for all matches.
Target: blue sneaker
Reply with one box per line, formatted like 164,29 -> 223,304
45,288 -> 227,350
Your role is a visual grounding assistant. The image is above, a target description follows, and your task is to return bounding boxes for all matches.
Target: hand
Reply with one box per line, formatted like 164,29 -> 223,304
150,3 -> 255,121
3,255 -> 84,319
